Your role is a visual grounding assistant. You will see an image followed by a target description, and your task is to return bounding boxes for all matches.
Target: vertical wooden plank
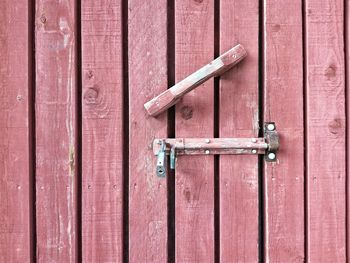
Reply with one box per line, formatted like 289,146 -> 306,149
81,0 -> 123,262
305,0 -> 346,261
219,0 -> 259,262
128,0 -> 168,262
175,1 -> 214,262
35,0 -> 78,261
0,0 -> 31,261
264,0 -> 305,261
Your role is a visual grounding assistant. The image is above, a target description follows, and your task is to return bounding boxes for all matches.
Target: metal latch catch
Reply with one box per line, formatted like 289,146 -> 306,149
156,140 -> 167,177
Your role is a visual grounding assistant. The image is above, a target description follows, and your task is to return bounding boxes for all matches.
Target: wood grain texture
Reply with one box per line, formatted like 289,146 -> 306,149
264,0 -> 305,261
35,0 -> 78,261
81,0 -> 123,262
0,1 -> 32,262
152,138 -> 268,155
305,0 -> 346,261
219,0 -> 259,261
175,0 -> 214,262
128,0 -> 168,262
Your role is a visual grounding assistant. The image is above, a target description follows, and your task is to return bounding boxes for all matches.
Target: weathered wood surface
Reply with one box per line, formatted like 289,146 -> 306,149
264,0 -> 305,261
81,0 -> 124,262
144,44 -> 247,117
35,0 -> 78,261
1,1 -> 350,261
305,0 -> 346,261
128,0 -> 168,262
152,138 -> 268,155
219,0 -> 259,262
175,0 -> 215,262
0,0 -> 32,262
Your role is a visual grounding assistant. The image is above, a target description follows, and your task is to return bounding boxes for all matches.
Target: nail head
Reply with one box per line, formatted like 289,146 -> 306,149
268,152 -> 276,160
267,124 -> 275,131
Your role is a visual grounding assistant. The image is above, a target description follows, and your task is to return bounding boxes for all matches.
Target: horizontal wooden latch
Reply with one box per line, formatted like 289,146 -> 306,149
154,122 -> 279,177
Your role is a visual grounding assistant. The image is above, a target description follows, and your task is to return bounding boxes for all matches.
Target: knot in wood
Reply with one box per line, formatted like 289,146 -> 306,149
324,64 -> 336,79
84,87 -> 99,105
180,105 -> 193,120
40,14 -> 47,24
328,118 -> 342,134
86,70 -> 94,80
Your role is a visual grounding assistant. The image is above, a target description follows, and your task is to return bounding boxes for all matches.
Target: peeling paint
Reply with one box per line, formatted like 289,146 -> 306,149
59,17 -> 71,48
65,28 -> 75,262
68,146 -> 74,176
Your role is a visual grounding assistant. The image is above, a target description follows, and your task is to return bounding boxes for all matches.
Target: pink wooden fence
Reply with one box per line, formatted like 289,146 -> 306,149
0,0 -> 349,262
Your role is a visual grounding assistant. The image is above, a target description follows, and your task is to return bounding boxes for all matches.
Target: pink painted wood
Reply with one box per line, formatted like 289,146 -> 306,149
81,0 -> 124,262
305,0 -> 346,261
264,0 -> 305,261
0,0 -> 32,261
175,0 -> 215,262
144,44 -> 247,117
152,138 -> 268,155
35,0 -> 78,261
128,0 -> 168,262
1,1 -> 350,261
219,0 -> 259,261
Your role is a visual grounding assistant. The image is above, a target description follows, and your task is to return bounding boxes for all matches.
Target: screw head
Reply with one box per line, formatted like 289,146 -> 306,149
205,139 -> 210,143
205,150 -> 210,154
267,123 -> 275,131
252,149 -> 257,154
251,138 -> 257,143
268,152 -> 276,160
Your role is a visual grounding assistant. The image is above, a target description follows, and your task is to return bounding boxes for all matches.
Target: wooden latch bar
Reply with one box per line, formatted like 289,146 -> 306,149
154,122 -> 279,177
144,44 -> 247,117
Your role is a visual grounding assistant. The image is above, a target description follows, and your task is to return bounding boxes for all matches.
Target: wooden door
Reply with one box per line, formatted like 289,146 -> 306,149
0,0 -> 348,262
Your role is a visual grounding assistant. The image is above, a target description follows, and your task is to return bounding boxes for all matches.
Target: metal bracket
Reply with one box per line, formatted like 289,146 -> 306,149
264,122 -> 279,162
153,122 -> 279,177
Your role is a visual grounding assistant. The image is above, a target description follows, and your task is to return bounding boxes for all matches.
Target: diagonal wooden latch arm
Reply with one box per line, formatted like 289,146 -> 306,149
144,44 -> 247,117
